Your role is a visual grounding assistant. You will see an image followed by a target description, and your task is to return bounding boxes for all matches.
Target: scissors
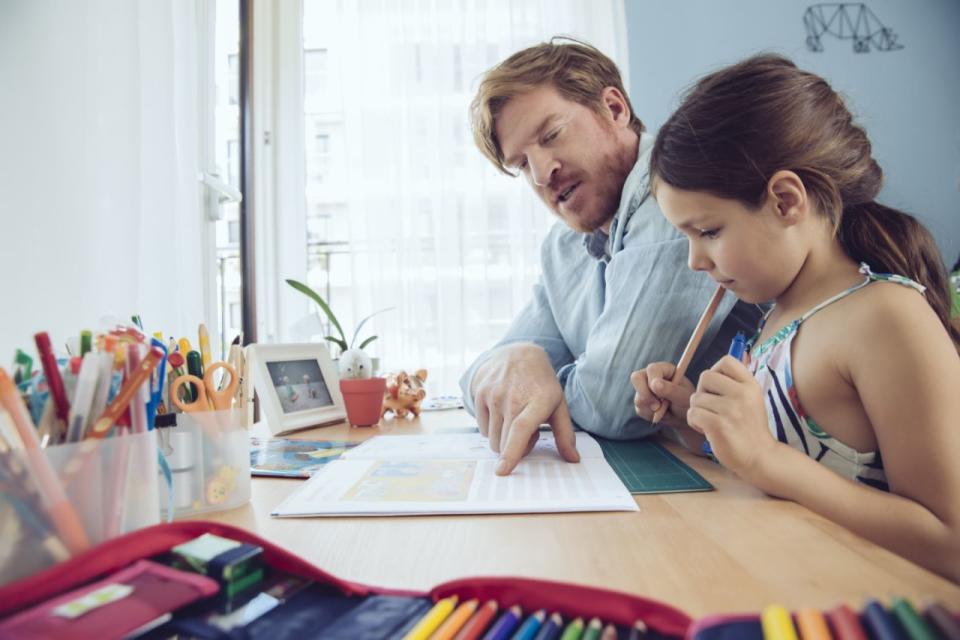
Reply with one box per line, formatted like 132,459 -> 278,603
170,362 -> 238,413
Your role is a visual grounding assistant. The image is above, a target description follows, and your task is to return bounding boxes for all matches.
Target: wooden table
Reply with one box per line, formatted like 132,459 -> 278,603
199,410 -> 960,617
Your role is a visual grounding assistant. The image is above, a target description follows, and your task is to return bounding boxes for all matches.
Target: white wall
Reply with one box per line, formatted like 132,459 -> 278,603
625,0 -> 960,268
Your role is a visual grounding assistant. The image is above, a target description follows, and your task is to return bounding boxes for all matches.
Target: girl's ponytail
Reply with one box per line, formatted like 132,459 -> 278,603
839,202 -> 960,348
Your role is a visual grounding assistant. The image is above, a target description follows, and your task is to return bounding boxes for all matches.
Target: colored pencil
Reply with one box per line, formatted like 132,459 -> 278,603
455,600 -> 500,640
599,624 -> 618,640
533,613 -> 564,640
512,610 -> 546,640
890,598 -> 937,640
862,600 -> 905,640
924,602 -> 960,640
826,605 -> 868,640
559,617 -> 584,640
628,620 -> 648,640
761,604 -> 798,640
0,367 -> 90,555
795,609 -> 831,640
581,618 -> 603,640
402,594 -> 458,640
651,284 -> 725,424
432,599 -> 479,640
482,605 -> 522,640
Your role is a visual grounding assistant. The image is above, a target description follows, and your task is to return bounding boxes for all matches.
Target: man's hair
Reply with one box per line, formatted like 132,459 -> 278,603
469,37 -> 644,176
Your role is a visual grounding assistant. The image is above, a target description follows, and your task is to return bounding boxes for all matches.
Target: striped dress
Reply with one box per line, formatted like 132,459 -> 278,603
747,263 -> 926,491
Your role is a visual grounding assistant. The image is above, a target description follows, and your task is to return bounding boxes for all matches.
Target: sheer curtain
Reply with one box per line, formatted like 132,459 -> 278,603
299,0 -> 628,396
0,0 -> 206,360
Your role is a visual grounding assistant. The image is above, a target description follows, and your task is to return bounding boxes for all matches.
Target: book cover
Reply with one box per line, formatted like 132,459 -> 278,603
250,437 -> 359,478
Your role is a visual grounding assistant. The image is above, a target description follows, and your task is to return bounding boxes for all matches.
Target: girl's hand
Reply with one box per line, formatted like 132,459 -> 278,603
630,362 -> 694,430
687,356 -> 781,483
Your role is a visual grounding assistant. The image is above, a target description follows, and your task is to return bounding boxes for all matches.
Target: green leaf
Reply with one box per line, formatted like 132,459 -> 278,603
323,336 -> 348,354
357,335 -> 378,350
286,279 -> 347,345
350,307 -> 395,348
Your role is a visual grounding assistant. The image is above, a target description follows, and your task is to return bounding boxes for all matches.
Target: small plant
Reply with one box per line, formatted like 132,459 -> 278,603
285,279 -> 393,355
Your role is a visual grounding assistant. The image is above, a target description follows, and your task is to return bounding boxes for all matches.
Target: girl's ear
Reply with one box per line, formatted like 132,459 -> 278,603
766,170 -> 808,227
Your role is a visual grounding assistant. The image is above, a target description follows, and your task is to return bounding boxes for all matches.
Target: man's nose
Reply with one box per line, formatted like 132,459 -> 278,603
528,150 -> 558,188
687,242 -> 712,272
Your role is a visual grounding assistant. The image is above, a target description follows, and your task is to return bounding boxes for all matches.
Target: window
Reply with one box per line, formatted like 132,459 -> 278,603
252,2 -> 626,394
227,53 -> 239,105
213,0 -> 242,351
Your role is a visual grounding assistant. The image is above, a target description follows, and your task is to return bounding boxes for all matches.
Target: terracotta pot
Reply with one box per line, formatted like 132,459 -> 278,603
339,377 -> 386,427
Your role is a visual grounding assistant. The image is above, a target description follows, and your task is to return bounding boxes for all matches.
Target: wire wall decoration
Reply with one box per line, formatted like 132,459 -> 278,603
804,3 -> 904,53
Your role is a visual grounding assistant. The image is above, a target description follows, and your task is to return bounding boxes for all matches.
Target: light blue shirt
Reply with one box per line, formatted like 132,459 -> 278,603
460,134 -> 762,439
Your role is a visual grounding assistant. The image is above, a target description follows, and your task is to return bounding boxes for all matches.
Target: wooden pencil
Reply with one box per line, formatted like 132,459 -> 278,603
651,285 -> 726,424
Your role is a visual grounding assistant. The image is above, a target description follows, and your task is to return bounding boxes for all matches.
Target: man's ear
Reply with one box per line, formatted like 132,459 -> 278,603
766,170 -> 807,227
600,86 -> 631,129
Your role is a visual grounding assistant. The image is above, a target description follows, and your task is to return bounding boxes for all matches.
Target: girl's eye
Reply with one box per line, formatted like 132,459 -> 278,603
542,129 -> 559,144
698,228 -> 720,239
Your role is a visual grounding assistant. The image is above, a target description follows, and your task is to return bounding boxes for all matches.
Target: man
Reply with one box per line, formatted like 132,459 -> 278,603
460,39 -> 762,475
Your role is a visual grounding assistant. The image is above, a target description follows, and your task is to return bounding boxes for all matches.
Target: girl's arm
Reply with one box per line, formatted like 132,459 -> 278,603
690,287 -> 960,582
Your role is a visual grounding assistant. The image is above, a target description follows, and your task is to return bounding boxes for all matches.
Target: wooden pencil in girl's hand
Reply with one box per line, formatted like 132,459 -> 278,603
651,285 -> 726,424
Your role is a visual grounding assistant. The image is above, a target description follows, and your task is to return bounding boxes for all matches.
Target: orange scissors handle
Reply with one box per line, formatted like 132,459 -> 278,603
205,362 -> 238,411
170,375 -> 209,413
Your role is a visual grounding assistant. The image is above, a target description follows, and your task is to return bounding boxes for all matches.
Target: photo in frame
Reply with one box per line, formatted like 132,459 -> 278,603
247,343 -> 346,436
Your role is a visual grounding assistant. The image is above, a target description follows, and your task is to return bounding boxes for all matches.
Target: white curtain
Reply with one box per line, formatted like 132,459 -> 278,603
300,0 -> 629,396
0,0 -> 205,361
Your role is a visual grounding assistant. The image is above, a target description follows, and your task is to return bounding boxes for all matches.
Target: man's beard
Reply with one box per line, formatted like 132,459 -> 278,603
566,149 -> 632,233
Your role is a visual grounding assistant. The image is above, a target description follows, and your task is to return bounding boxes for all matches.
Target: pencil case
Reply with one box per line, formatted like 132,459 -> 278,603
685,601 -> 960,640
157,409 -> 251,517
0,429 -> 160,587
0,520 -> 692,639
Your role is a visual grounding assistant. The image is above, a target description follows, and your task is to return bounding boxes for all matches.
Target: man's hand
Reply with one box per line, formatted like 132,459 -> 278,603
630,362 -> 694,430
471,343 -> 580,475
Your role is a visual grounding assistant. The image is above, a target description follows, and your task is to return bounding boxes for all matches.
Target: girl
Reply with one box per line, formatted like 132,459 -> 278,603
632,54 -> 960,582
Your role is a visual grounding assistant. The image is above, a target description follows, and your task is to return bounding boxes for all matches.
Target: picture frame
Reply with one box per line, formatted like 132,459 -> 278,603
247,342 -> 346,436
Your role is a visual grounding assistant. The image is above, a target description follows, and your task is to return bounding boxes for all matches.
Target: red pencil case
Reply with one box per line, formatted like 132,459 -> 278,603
0,520 -> 692,639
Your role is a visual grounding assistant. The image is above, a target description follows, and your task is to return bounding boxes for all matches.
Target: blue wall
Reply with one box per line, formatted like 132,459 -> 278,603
625,0 -> 960,268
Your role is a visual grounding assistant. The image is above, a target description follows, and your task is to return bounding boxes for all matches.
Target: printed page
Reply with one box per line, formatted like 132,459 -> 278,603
343,431 -> 604,461
272,433 -> 637,517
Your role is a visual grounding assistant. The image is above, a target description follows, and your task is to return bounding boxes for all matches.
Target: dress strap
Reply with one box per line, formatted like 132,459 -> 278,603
795,262 -> 926,326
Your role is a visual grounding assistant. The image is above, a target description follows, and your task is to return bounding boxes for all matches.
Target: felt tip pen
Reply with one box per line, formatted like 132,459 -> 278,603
702,331 -> 747,458
34,332 -> 71,426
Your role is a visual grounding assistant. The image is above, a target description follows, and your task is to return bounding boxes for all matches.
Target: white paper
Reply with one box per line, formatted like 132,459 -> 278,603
272,431 -> 638,517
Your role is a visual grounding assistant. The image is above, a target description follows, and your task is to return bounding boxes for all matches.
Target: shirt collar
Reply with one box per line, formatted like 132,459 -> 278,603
582,133 -> 655,262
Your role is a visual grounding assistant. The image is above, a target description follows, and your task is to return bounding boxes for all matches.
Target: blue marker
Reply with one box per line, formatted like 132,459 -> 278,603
702,331 -> 747,458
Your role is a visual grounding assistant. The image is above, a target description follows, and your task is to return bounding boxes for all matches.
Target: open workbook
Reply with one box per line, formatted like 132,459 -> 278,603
272,431 -> 638,517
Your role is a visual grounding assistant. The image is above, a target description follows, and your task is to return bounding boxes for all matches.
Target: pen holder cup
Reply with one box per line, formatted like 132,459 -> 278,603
0,430 -> 161,586
157,409 -> 251,518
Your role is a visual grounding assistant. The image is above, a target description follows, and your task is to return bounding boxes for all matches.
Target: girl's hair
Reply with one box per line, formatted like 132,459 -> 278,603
650,53 -> 960,346
470,37 -> 644,176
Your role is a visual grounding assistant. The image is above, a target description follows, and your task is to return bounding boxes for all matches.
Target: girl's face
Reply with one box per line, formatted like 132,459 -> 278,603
655,182 -> 804,304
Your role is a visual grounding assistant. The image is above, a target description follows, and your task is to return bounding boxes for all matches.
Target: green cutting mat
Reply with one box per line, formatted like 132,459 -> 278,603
595,437 -> 713,494
437,426 -> 712,494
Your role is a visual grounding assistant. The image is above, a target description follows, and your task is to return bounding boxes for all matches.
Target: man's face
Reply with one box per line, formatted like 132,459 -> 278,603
495,85 -> 634,233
